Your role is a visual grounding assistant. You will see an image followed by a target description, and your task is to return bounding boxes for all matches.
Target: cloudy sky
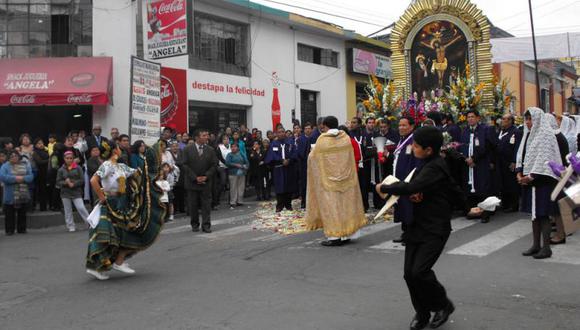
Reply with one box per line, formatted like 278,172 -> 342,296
251,0 -> 580,38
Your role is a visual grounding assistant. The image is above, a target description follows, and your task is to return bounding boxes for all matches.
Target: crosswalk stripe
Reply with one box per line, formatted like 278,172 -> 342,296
162,214 -> 252,234
539,236 -> 580,266
447,220 -> 531,257
369,219 -> 478,252
201,225 -> 254,239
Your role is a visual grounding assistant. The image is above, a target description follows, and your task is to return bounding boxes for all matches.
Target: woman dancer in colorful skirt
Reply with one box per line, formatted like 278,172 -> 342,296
86,141 -> 166,280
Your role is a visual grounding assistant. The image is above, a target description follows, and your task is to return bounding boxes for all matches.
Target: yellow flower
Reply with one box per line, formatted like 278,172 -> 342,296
363,100 -> 371,109
459,114 -> 467,122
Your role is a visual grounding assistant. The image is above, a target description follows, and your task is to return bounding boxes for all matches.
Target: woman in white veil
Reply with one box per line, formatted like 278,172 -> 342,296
559,115 -> 577,155
516,108 -> 562,259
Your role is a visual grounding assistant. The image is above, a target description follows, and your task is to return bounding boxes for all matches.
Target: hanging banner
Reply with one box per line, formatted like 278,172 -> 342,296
160,67 -> 187,133
146,0 -> 188,59
130,57 -> 161,146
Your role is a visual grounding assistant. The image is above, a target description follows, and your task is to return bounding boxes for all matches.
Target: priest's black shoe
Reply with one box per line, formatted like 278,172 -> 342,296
320,239 -> 343,247
533,247 -> 552,259
202,228 -> 212,234
522,246 -> 540,256
430,301 -> 455,328
409,314 -> 430,330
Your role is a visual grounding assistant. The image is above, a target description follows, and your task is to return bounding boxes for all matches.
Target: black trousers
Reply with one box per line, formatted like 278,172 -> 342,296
358,166 -> 371,211
404,235 -> 450,316
34,172 -> 48,211
173,185 -> 186,213
276,193 -> 292,211
188,189 -> 211,230
4,205 -> 27,234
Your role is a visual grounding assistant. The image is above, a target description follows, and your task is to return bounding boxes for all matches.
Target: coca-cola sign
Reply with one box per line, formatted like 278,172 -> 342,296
160,76 -> 177,125
146,0 -> 188,60
70,72 -> 95,87
67,94 -> 93,104
10,94 -> 36,104
160,67 -> 187,133
158,0 -> 184,14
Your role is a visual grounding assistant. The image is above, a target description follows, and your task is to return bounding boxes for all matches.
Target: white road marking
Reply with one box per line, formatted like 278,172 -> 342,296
369,219 -> 478,252
447,220 -> 532,257
162,214 -> 252,234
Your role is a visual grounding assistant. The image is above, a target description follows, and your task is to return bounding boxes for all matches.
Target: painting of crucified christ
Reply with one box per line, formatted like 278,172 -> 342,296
411,21 -> 468,96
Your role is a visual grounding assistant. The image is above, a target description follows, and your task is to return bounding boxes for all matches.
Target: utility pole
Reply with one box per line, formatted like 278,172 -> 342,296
528,0 -> 542,108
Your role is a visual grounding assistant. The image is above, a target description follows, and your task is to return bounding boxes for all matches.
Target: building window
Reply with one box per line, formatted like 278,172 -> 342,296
298,43 -> 338,68
0,0 -> 92,59
191,12 -> 250,77
541,88 -> 551,112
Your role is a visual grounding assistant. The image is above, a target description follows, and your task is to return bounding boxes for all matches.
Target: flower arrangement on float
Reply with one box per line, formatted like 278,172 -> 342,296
362,75 -> 402,124
491,73 -> 516,119
447,64 -> 486,123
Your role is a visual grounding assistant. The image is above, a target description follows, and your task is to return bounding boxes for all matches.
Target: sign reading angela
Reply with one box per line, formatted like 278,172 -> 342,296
145,0 -> 188,59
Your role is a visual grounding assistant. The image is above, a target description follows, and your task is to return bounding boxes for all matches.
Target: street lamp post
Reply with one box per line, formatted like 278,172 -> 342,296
528,0 -> 542,108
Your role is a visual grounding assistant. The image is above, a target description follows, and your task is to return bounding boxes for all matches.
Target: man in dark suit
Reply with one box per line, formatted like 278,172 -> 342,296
181,129 -> 218,233
85,124 -> 109,159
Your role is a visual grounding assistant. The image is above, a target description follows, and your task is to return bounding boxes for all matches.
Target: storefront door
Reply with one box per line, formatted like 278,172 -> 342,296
0,106 -> 92,142
189,102 -> 247,135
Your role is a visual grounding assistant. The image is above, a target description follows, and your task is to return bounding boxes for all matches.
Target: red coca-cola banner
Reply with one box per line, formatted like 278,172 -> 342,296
160,67 -> 187,133
0,57 -> 113,106
146,0 -> 188,59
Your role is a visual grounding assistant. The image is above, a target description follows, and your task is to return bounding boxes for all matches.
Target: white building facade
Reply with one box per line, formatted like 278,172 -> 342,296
94,0 -> 351,136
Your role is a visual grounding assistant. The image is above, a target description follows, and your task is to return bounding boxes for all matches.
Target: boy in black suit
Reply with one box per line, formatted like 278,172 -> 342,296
377,126 -> 461,330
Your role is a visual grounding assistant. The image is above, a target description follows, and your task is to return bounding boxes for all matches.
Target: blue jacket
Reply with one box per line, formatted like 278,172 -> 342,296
0,162 -> 34,205
226,152 -> 249,176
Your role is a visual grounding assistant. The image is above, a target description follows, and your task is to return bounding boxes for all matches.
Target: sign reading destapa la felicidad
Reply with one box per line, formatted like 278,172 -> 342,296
145,0 -> 188,60
130,57 -> 162,146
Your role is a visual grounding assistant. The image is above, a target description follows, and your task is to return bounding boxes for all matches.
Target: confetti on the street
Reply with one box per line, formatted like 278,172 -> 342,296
252,199 -> 393,236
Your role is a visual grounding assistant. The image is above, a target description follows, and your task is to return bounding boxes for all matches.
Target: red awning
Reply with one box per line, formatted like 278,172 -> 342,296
0,57 -> 113,106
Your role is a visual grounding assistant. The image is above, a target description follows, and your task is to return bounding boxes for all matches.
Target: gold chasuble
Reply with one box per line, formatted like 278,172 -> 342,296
305,130 -> 367,238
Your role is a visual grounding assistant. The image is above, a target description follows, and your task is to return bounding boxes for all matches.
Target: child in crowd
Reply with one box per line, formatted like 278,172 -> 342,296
56,151 -> 90,232
156,163 -> 172,222
47,134 -> 57,156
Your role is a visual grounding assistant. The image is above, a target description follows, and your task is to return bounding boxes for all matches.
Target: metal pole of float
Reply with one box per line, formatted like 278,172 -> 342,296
528,0 -> 542,108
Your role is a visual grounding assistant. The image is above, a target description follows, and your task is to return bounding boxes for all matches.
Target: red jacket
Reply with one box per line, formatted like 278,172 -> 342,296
351,137 -> 362,165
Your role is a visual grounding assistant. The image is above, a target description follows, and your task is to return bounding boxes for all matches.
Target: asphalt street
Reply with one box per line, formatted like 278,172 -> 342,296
1,203 -> 579,330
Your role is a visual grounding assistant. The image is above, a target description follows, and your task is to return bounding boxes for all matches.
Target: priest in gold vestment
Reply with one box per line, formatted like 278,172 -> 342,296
305,116 -> 367,246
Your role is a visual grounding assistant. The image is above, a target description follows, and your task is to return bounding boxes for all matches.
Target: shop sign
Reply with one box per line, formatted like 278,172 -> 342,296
146,0 -> 188,60
160,67 -> 187,133
352,48 -> 392,79
130,57 -> 162,146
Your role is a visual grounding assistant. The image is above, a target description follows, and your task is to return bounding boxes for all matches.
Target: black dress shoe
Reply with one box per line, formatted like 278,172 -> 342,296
191,227 -> 200,232
522,246 -> 540,256
533,247 -> 552,259
202,228 -> 212,234
393,236 -> 405,243
430,301 -> 455,328
320,239 -> 343,247
410,314 -> 430,330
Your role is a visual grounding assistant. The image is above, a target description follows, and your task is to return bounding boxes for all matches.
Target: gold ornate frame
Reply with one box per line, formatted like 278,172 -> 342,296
391,0 -> 493,108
